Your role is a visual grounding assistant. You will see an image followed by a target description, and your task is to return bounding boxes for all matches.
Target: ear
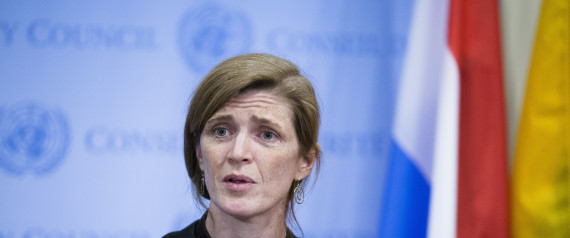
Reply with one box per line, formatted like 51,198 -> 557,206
295,145 -> 318,180
196,142 -> 204,171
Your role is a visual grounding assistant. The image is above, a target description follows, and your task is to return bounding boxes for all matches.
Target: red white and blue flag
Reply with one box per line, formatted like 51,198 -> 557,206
379,0 -> 510,237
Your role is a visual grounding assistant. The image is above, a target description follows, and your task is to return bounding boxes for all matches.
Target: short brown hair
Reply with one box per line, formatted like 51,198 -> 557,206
183,53 -> 321,225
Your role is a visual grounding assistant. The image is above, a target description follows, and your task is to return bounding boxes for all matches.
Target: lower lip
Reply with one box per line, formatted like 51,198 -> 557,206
224,181 -> 255,192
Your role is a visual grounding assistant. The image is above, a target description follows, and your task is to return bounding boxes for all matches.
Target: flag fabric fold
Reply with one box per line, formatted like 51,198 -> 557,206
511,0 -> 570,237
379,0 -> 449,236
380,0 -> 510,237
449,0 -> 511,237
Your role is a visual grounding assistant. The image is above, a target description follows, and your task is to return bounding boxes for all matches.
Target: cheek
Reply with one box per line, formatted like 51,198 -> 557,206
261,149 -> 300,184
200,145 -> 225,177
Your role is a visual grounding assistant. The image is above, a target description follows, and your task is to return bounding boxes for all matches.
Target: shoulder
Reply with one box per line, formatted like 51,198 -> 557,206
162,213 -> 210,238
162,223 -> 194,238
162,231 -> 180,238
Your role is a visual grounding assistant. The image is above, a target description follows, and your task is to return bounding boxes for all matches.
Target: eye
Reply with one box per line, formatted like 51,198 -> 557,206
214,128 -> 229,137
261,131 -> 276,140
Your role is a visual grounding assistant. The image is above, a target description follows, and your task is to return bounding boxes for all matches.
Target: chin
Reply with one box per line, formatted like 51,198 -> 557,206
217,199 -> 261,219
211,192 -> 287,220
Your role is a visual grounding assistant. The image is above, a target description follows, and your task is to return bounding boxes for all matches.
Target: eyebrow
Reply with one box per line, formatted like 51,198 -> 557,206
205,114 -> 285,131
251,115 -> 283,131
205,115 -> 234,126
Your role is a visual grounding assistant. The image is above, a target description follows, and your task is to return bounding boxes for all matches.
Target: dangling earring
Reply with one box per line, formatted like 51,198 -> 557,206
200,173 -> 205,196
294,180 -> 304,204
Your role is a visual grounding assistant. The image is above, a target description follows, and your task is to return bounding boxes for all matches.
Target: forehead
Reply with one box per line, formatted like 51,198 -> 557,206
212,89 -> 293,121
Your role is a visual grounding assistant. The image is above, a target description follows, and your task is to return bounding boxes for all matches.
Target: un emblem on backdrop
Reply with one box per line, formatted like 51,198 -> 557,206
0,103 -> 70,175
178,4 -> 252,73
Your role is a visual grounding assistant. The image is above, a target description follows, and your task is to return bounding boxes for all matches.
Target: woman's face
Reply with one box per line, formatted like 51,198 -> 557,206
196,89 -> 314,219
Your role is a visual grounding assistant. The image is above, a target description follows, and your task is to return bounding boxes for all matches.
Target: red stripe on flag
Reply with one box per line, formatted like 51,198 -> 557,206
447,0 -> 510,237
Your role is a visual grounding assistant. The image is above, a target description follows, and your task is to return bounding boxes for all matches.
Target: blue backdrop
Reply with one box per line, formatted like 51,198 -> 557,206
0,1 -> 414,237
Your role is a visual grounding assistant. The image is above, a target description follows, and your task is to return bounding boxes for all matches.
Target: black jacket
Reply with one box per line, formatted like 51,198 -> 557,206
162,213 -> 298,238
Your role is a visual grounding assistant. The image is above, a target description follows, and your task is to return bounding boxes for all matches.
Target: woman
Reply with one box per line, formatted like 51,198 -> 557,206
164,53 -> 321,238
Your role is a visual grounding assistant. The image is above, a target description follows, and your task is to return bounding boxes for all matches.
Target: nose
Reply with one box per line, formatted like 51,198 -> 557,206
228,131 -> 253,164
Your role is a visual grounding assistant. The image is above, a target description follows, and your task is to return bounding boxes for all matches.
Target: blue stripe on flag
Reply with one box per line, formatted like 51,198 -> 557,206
379,139 -> 430,238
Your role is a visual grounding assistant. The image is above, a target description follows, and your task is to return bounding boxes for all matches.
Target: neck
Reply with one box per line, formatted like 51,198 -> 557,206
206,205 -> 288,238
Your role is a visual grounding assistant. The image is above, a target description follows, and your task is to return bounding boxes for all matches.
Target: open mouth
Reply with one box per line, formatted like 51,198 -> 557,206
223,175 -> 255,184
228,178 -> 247,183
223,174 -> 256,192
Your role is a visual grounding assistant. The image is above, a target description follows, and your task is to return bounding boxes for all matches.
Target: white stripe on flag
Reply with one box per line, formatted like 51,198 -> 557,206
392,0 -> 449,183
427,47 -> 458,238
